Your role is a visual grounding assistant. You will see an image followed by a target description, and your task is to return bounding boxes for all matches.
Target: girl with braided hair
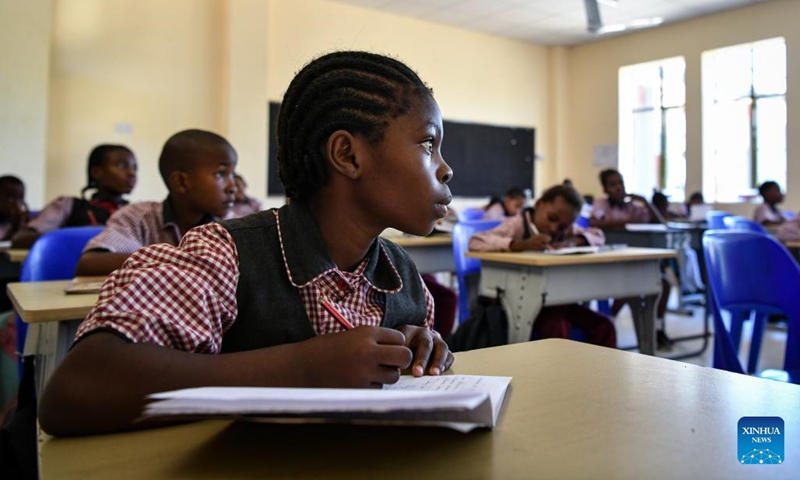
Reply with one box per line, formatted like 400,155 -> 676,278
40,51 -> 455,436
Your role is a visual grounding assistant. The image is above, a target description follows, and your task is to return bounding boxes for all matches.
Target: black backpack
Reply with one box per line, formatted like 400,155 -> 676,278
445,291 -> 508,352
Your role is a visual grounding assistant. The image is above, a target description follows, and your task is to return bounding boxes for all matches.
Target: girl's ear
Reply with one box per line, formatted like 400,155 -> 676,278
326,130 -> 361,179
89,165 -> 104,185
168,171 -> 190,194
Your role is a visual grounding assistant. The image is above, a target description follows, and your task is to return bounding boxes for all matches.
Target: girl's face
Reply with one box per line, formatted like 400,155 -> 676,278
603,173 -> 626,202
504,195 -> 525,216
357,94 -> 453,237
764,186 -> 784,204
533,196 -> 577,237
93,150 -> 138,195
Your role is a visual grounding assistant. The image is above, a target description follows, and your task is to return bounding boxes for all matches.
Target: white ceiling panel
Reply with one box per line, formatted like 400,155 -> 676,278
325,0 -> 781,46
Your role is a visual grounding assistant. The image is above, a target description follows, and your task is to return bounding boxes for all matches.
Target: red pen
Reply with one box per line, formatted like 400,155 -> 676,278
319,297 -> 355,330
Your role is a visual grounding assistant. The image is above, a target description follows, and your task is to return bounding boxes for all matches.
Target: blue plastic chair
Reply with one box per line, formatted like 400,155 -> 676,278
703,231 -> 800,383
458,207 -> 486,222
452,220 -> 501,325
724,216 -> 768,234
706,210 -> 732,230
15,226 -> 105,375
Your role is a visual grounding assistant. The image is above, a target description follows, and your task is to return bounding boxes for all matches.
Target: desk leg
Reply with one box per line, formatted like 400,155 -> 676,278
22,320 -> 80,398
627,294 -> 657,356
480,265 -> 544,344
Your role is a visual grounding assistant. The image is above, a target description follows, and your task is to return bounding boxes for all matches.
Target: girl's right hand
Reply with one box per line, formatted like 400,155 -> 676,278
296,326 -> 412,388
525,233 -> 552,251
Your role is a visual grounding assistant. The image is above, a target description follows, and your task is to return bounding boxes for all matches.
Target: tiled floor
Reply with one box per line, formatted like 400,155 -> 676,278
613,290 -> 787,372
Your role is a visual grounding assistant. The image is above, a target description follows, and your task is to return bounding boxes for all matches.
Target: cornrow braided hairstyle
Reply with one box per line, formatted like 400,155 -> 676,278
277,51 -> 432,200
82,144 -> 133,199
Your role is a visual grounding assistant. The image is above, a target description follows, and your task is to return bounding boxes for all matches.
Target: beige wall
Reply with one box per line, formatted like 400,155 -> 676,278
562,0 -> 799,216
11,0 -> 548,210
0,0 -> 52,208
46,0 -> 227,206
6,0 -> 798,215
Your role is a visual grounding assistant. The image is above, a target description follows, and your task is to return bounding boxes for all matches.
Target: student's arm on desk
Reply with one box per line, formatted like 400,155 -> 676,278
74,250 -> 131,276
39,327 -> 415,437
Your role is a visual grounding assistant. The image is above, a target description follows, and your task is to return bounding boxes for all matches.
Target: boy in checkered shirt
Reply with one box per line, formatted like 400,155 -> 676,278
74,129 -> 238,276
40,51 -> 455,436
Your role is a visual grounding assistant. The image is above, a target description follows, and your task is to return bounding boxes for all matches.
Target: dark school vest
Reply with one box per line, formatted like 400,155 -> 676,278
219,206 -> 428,353
64,198 -> 125,227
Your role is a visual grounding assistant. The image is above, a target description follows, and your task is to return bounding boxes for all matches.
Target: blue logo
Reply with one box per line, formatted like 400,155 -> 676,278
738,417 -> 784,465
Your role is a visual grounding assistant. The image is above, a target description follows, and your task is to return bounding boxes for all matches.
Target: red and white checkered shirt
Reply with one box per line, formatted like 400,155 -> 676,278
75,218 -> 435,353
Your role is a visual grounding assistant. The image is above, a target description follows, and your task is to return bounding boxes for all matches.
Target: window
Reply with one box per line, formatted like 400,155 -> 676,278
619,57 -> 686,201
702,38 -> 787,203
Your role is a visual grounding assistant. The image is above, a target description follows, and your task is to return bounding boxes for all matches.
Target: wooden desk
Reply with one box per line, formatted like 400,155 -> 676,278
39,340 -> 800,479
467,248 -> 676,352
4,248 -> 29,263
7,280 -> 98,394
386,234 -> 454,274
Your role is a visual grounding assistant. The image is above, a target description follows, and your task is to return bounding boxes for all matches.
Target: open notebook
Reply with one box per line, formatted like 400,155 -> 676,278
542,244 -> 628,255
63,276 -> 107,294
141,374 -> 512,433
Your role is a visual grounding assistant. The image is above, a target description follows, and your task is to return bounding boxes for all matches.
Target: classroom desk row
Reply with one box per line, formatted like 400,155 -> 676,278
38,339 -> 800,479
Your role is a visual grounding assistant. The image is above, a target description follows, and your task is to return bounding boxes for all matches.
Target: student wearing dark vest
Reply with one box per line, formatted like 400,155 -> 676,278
40,51 -> 455,436
73,129 -> 238,276
469,184 -> 616,348
11,144 -> 137,248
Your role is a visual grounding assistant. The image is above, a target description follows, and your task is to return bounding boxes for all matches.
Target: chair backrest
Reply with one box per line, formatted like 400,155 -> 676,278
724,216 -> 768,234
703,231 -> 800,375
16,226 -> 105,373
458,207 -> 486,222
705,210 -> 732,230
452,220 -> 502,325
20,226 -> 105,282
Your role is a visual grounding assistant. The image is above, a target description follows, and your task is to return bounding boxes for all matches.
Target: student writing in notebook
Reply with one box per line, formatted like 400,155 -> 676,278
469,184 -> 615,347
40,51 -> 455,436
73,129 -> 237,276
11,144 -> 137,248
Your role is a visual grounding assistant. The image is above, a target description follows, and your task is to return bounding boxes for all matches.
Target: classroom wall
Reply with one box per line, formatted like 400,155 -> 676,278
0,0 -> 52,208
45,0 -> 228,207
10,0 -> 549,210
560,0 -> 800,216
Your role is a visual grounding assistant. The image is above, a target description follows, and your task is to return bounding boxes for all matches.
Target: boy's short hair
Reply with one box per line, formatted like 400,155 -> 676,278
159,129 -> 233,187
599,169 -> 621,188
276,51 -> 432,200
758,180 -> 779,197
538,184 -> 583,214
0,175 -> 24,191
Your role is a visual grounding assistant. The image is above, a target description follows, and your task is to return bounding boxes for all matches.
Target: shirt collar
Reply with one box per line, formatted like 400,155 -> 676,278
276,200 -> 402,293
161,195 -> 216,231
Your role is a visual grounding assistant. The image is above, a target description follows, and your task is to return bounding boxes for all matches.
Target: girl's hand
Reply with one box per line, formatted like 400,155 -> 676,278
524,233 -> 552,251
396,325 -> 454,377
297,326 -> 412,388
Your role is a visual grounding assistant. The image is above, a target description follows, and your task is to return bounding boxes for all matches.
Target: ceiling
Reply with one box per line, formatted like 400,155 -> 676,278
327,0 -> 779,46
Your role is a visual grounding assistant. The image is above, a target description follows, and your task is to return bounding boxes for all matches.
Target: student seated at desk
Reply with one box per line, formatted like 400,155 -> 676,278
0,175 -> 28,242
589,169 -> 663,228
469,184 -> 615,348
482,187 -> 525,220
12,144 -> 137,248
680,191 -> 705,218
753,180 -> 790,226
590,169 -> 672,349
73,130 -> 237,277
652,191 -> 684,221
39,51 -> 454,436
